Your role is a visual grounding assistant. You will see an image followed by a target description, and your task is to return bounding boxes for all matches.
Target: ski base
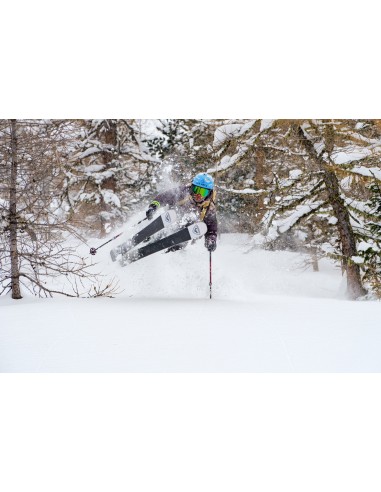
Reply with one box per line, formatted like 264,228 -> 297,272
120,221 -> 207,265
110,210 -> 176,262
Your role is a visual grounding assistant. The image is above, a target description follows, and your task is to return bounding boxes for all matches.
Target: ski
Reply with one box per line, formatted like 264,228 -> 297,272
110,210 -> 177,262
120,221 -> 207,265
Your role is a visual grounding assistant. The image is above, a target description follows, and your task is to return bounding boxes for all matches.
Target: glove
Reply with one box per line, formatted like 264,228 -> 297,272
146,203 -> 157,220
205,236 -> 217,252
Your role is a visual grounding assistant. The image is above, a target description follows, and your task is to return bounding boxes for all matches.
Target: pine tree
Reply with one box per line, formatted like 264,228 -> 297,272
356,177 -> 381,297
142,119 -> 188,159
204,119 -> 381,298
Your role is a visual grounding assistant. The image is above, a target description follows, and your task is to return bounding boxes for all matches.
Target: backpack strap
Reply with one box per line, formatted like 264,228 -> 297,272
200,189 -> 217,221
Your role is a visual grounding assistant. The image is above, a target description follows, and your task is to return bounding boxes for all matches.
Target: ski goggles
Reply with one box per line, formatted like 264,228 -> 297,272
192,185 -> 211,198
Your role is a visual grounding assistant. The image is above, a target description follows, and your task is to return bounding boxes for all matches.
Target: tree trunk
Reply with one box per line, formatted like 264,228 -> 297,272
100,120 -> 118,237
298,125 -> 367,299
311,248 -> 319,272
323,168 -> 366,298
254,148 -> 267,226
9,119 -> 22,299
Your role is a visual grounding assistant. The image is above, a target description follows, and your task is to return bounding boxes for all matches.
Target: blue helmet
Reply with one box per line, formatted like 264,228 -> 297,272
192,173 -> 214,190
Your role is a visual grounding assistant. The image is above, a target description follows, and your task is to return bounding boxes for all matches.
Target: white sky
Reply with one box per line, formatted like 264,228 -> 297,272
2,3 -> 381,118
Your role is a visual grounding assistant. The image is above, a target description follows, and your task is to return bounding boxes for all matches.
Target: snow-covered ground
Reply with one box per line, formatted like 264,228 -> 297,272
1,233 -> 381,372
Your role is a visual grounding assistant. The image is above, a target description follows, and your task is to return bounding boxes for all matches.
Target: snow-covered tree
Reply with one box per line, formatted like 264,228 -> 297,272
142,119 -> 188,159
208,120 -> 298,233
66,119 -> 160,237
0,119 -> 114,299
208,119 -> 381,298
355,177 -> 381,297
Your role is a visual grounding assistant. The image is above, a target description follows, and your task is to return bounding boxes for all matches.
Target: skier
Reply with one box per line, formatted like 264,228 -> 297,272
145,172 -> 217,253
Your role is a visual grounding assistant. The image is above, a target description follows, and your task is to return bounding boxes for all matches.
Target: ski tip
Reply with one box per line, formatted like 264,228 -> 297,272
162,209 -> 177,225
189,221 -> 207,239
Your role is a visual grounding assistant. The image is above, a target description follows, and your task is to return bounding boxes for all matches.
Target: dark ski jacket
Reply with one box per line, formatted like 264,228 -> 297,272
151,184 -> 217,240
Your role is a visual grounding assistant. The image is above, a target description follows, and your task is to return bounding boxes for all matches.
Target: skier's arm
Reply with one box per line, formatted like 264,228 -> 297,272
146,186 -> 188,219
204,203 -> 218,251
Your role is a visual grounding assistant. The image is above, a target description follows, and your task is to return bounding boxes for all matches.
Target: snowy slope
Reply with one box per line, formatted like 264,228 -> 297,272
1,233 -> 381,372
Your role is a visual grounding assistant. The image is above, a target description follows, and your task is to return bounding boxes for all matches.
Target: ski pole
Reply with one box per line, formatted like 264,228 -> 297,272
89,217 -> 147,255
209,250 -> 213,299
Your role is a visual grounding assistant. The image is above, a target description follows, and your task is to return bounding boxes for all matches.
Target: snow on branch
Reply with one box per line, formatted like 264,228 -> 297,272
343,196 -> 378,218
277,201 -> 325,233
327,162 -> 381,182
213,121 -> 256,147
276,179 -> 325,212
260,120 -> 275,132
350,166 -> 381,181
331,147 -> 376,165
261,145 -> 308,156
217,186 -> 265,195
207,154 -> 240,173
77,146 -> 101,159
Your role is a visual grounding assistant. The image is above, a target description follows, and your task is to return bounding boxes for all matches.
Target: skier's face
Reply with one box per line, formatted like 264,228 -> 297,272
193,192 -> 204,202
192,185 -> 210,203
